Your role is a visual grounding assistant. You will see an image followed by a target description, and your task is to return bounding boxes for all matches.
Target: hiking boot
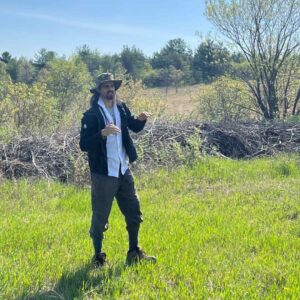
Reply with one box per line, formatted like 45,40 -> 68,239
92,252 -> 107,267
126,247 -> 156,265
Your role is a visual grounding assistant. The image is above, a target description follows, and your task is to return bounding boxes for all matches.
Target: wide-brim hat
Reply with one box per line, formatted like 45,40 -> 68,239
90,72 -> 122,94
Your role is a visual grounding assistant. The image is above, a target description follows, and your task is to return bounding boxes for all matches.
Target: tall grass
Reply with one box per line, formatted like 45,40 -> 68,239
1,154 -> 299,299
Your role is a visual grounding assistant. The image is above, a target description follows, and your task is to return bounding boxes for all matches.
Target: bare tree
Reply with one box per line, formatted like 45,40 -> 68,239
277,55 -> 300,117
206,0 -> 300,119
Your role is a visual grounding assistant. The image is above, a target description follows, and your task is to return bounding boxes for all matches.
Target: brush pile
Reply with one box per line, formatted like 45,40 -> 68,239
1,121 -> 299,182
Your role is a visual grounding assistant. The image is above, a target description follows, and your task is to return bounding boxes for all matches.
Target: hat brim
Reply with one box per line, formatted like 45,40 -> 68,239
90,80 -> 122,94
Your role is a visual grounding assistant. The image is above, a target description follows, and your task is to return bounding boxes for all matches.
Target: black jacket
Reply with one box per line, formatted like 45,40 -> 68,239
79,101 -> 146,175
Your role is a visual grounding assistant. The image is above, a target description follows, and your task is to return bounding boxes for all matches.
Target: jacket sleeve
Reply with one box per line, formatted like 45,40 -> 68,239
79,113 -> 103,152
122,103 -> 147,133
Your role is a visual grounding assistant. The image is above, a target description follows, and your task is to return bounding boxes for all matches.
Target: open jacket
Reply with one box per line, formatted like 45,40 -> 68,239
79,101 -> 146,175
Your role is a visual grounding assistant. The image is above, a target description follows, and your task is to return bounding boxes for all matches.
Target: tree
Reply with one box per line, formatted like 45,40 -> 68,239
76,45 -> 102,76
206,0 -> 300,119
0,61 -> 10,82
151,38 -> 193,84
120,46 -> 148,80
158,68 -> 173,95
2,56 -> 36,84
194,76 -> 258,122
142,68 -> 161,87
192,38 -> 231,83
231,52 -> 246,64
1,51 -> 12,63
33,48 -> 57,70
276,55 -> 300,117
6,58 -> 19,82
45,58 -> 91,112
0,81 -> 59,140
98,54 -> 123,78
169,65 -> 184,93
16,57 -> 35,84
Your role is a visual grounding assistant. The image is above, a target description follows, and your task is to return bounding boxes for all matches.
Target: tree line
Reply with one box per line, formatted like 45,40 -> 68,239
0,37 -> 247,89
0,0 -> 299,122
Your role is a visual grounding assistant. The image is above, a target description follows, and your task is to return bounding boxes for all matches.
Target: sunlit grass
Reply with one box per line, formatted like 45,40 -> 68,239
1,154 -> 300,299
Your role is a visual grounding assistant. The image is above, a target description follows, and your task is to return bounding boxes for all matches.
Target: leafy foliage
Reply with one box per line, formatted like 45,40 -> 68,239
206,0 -> 300,119
43,57 -> 92,113
193,38 -> 231,83
116,72 -> 166,119
76,45 -> 102,76
33,48 -> 57,70
0,81 -> 59,142
120,45 -> 151,80
193,76 -> 258,121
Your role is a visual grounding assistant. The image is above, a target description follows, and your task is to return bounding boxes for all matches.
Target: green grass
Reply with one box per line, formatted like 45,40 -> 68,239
1,154 -> 300,299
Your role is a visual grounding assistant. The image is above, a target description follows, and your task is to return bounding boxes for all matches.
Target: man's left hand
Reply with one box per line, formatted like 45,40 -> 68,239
137,112 -> 151,121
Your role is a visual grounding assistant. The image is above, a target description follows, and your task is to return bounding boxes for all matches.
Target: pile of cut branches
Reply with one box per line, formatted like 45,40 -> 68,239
0,121 -> 299,182
131,121 -> 300,169
0,133 -> 80,182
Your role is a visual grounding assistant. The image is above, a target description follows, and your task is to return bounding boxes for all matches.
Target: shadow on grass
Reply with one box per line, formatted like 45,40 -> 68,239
19,261 -> 126,300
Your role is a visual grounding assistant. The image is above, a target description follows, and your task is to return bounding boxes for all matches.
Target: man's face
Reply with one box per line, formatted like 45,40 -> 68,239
99,82 -> 115,100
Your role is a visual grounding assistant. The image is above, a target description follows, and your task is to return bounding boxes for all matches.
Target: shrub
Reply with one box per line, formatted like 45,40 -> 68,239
193,76 -> 258,122
116,72 -> 166,119
44,57 -> 92,112
0,81 -> 59,142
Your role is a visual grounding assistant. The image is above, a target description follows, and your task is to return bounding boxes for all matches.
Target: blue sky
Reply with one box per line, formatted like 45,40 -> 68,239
0,0 -> 214,59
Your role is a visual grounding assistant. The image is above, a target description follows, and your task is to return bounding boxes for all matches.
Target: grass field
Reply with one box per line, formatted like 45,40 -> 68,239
1,155 -> 300,299
144,85 -> 200,116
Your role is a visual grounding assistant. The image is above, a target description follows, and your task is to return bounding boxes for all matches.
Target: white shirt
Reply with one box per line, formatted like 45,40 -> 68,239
97,98 -> 129,177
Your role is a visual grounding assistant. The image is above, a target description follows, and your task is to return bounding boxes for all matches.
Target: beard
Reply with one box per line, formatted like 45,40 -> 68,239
105,91 -> 115,100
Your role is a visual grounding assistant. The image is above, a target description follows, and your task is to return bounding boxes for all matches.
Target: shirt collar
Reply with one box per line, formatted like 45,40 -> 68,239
97,97 -> 116,109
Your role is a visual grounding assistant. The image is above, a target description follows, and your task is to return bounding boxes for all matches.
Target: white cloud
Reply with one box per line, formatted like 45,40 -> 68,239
7,11 -> 174,39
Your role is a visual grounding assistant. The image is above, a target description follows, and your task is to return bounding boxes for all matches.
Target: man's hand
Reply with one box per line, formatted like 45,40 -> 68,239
101,123 -> 121,137
137,112 -> 151,121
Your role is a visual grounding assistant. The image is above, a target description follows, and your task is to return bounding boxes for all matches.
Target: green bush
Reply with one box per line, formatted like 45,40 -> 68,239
0,81 -> 59,141
43,57 -> 92,112
193,76 -> 258,122
116,72 -> 166,119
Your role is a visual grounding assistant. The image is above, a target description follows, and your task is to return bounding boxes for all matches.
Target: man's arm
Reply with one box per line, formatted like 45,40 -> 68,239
79,113 -> 103,152
122,103 -> 147,133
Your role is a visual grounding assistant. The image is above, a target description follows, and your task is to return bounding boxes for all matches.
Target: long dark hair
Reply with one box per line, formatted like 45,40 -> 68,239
90,92 -> 100,108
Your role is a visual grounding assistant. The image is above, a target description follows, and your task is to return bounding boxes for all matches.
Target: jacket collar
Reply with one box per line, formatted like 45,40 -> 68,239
90,101 -> 126,124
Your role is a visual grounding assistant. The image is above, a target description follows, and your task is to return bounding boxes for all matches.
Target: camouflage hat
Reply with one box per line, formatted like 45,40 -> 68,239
90,72 -> 122,94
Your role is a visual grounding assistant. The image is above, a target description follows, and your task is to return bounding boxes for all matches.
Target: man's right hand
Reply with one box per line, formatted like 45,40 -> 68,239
101,123 -> 121,137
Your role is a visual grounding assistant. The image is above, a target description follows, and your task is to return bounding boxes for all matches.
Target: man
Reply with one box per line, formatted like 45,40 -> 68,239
79,73 -> 156,267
